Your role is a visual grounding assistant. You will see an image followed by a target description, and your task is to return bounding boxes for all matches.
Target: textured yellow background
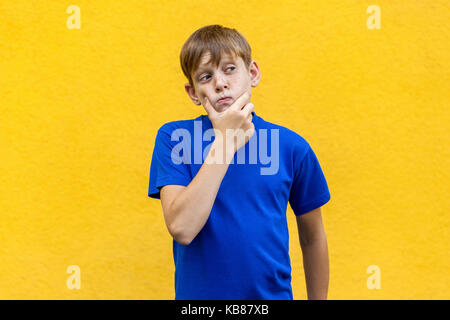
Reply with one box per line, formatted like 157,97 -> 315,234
0,0 -> 448,299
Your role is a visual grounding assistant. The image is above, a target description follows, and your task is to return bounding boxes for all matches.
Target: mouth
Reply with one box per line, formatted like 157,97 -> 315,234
216,96 -> 232,104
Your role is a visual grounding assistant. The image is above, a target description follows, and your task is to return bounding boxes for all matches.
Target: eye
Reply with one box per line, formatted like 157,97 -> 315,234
199,66 -> 235,82
200,74 -> 210,81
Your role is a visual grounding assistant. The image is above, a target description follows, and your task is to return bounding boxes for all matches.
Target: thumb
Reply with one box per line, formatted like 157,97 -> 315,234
203,97 -> 217,118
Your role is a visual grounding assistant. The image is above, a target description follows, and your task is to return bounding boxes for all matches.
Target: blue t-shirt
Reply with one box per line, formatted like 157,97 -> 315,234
148,111 -> 331,300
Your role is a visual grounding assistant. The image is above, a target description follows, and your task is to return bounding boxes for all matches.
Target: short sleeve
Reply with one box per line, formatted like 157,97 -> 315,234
289,143 -> 331,215
147,126 -> 192,199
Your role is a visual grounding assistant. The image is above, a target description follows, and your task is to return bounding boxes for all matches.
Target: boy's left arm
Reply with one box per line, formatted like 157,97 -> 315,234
296,207 -> 329,300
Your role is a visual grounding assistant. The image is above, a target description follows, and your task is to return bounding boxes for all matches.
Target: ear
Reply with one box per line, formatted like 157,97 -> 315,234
248,60 -> 261,87
185,83 -> 201,105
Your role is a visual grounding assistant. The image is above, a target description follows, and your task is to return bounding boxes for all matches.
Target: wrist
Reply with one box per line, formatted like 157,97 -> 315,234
207,139 -> 235,164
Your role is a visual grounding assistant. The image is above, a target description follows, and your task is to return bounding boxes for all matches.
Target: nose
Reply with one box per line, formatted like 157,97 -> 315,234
214,74 -> 228,92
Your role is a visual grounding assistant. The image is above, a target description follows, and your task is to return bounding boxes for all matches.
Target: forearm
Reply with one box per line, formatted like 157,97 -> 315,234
170,139 -> 234,244
300,235 -> 329,300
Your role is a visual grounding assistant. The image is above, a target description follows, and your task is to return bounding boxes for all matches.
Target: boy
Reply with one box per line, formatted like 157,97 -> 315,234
148,25 -> 331,300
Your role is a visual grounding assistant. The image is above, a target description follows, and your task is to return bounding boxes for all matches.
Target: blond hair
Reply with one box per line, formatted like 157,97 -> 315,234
180,24 -> 252,86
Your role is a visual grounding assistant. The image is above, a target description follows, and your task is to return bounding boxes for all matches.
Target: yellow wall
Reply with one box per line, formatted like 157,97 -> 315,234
0,0 -> 448,299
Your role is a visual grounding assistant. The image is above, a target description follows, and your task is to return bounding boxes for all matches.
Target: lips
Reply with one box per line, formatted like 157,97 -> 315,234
217,96 -> 232,104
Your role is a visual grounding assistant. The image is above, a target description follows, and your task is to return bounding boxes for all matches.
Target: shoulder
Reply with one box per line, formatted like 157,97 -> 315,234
257,116 -> 312,159
156,115 -> 204,136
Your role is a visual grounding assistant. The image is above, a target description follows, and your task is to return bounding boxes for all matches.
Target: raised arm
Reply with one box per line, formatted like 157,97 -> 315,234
160,146 -> 232,245
160,92 -> 255,245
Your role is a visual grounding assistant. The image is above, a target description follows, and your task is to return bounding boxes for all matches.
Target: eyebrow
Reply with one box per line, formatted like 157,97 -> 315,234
194,58 -> 236,77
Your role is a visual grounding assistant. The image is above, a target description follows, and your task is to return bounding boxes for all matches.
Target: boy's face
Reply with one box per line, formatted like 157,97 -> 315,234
185,51 -> 261,113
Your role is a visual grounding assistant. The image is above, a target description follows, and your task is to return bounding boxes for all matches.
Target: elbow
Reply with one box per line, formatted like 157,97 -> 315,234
169,221 -> 193,246
173,232 -> 193,246
166,201 -> 193,246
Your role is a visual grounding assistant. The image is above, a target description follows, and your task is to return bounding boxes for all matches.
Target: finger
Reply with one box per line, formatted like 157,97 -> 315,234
230,91 -> 250,111
242,102 -> 254,118
203,97 -> 217,118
